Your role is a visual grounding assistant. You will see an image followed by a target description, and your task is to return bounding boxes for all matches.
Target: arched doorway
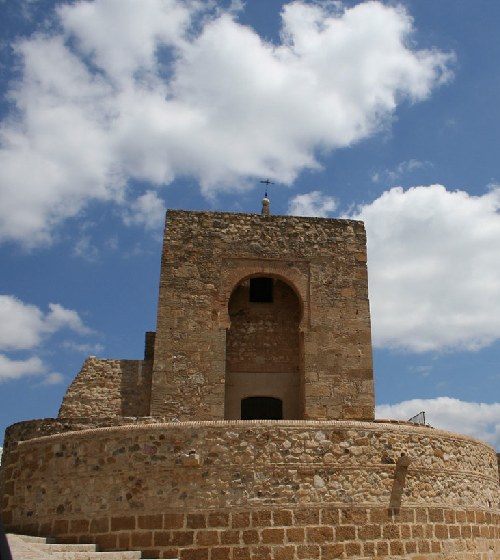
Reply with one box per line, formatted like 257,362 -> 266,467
224,276 -> 302,419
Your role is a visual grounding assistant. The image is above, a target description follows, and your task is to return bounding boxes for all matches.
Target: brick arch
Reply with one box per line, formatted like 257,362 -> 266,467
218,262 -> 309,330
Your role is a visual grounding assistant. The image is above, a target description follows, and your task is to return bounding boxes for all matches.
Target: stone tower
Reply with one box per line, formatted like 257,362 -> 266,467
2,209 -> 499,560
150,210 -> 374,422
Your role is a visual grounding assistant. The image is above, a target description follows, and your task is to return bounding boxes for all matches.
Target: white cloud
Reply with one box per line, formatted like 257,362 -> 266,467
62,341 -> 104,355
0,354 -> 45,382
409,364 -> 433,377
0,0 -> 453,247
73,235 -> 100,262
122,190 -> 166,230
350,185 -> 500,352
39,372 -> 65,385
377,397 -> 500,450
288,190 -> 337,217
0,296 -> 95,383
371,159 -> 432,184
45,303 -> 92,335
0,296 -> 90,351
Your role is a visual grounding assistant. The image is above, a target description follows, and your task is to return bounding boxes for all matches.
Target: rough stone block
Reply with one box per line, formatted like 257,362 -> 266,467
138,514 -> 163,530
389,540 -> 405,556
434,524 -> 448,539
242,530 -> 259,545
220,530 -> 240,545
155,530 -> 194,547
231,512 -> 250,529
52,520 -> 69,534
431,540 -> 441,553
273,510 -> 293,526
358,524 -> 381,540
296,544 -> 320,559
164,513 -> 184,529
131,531 -> 153,547
340,509 -> 368,525
335,525 -> 355,541
69,519 -> 90,533
294,510 -> 319,525
417,540 -> 431,553
261,528 -> 284,544
187,514 -> 207,529
94,534 -> 117,550
286,528 -> 305,543
344,542 -> 361,556
249,545 -> 272,560
429,509 -> 445,523
273,546 -> 295,560
180,549 -> 209,560
382,524 -> 400,539
232,547 -> 251,560
208,512 -> 229,528
362,541 -> 375,556
210,547 -> 231,560
117,533 -> 130,550
306,526 -> 333,543
196,530 -> 219,546
370,509 -> 390,523
111,516 -> 135,531
251,511 -> 272,528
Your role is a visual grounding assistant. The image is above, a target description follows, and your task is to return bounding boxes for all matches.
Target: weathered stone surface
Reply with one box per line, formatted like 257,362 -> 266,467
59,357 -> 152,418
151,210 -> 375,421
2,209 -> 500,559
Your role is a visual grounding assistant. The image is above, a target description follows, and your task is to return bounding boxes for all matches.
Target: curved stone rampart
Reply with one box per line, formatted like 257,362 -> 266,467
2,420 -> 500,558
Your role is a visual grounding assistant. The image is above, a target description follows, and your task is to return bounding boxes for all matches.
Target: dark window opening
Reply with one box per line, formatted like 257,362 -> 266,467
249,277 -> 273,302
241,396 -> 283,420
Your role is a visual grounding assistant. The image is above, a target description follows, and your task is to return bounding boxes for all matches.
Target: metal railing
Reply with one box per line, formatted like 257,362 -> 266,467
408,411 -> 426,425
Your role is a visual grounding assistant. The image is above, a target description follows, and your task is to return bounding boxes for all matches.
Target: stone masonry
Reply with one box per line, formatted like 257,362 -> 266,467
2,209 -> 499,560
150,210 -> 374,421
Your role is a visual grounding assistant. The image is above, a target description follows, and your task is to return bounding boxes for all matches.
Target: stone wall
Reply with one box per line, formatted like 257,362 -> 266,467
226,279 -> 300,374
2,420 -> 499,559
58,358 -> 152,418
151,211 -> 374,421
5,505 -> 500,560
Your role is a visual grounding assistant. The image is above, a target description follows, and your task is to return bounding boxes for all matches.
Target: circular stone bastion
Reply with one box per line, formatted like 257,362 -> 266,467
2,418 -> 500,560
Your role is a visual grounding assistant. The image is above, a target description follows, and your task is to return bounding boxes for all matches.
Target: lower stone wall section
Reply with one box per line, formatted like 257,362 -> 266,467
2,420 -> 500,559
6,507 -> 500,559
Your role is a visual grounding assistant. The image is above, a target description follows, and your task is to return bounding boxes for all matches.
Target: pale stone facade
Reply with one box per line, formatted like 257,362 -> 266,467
1,209 -> 499,559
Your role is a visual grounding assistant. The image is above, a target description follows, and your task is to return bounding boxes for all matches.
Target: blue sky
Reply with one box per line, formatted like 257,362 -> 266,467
1,0 -> 500,450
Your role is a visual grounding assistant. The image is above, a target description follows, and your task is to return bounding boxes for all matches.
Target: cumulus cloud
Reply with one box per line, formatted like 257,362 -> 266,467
288,190 -> 337,217
0,0 -> 453,246
350,185 -> 500,352
62,341 -> 105,355
73,235 -> 101,262
377,397 -> 500,450
0,296 -> 90,351
39,372 -> 65,385
0,354 -> 45,382
122,190 -> 167,230
371,159 -> 432,184
0,295 -> 93,382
